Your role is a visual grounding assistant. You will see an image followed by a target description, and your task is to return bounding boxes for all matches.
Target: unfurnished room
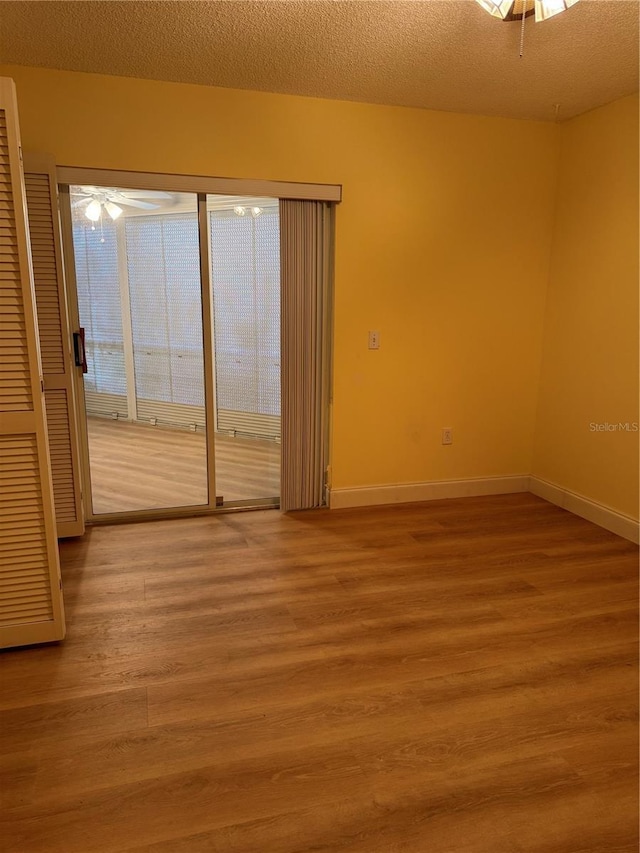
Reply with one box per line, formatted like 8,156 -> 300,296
0,1 -> 638,851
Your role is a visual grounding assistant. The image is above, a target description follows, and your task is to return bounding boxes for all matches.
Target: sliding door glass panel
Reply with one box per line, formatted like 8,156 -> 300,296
208,197 -> 280,503
71,187 -> 208,514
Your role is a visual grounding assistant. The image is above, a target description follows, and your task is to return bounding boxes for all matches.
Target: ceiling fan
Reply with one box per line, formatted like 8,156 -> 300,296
71,186 -> 173,221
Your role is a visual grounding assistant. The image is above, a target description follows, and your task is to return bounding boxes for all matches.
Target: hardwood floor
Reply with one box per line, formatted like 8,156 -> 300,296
86,417 -> 280,514
1,493 -> 638,852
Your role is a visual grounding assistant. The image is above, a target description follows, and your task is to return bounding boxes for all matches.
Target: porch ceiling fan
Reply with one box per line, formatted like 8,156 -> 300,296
71,186 -> 173,221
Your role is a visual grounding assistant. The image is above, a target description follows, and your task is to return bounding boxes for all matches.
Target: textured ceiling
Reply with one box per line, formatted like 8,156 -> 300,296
0,0 -> 638,121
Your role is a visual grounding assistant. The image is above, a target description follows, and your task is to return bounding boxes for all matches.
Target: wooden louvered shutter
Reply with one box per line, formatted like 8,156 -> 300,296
0,77 -> 65,648
24,153 -> 84,538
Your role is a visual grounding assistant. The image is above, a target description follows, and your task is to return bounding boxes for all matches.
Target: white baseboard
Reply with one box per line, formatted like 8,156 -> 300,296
328,475 -> 529,510
328,473 -> 639,545
528,476 -> 639,545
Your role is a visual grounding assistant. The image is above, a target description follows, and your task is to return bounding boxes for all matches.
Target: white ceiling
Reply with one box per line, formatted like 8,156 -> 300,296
0,0 -> 637,121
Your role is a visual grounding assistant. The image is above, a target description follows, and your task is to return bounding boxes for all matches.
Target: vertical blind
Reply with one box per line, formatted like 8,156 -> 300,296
280,199 -> 333,511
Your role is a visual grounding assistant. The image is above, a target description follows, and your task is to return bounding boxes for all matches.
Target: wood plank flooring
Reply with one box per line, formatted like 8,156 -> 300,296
86,417 -> 280,514
1,493 -> 638,852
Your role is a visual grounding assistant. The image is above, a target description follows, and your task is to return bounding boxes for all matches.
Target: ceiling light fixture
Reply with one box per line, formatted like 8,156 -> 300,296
234,205 -> 263,218
74,186 -> 172,223
83,198 -> 124,223
475,0 -> 579,56
104,202 -> 123,220
474,0 -> 578,22
85,199 -> 101,222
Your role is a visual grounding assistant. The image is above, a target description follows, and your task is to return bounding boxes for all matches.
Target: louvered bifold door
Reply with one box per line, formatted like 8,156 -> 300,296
24,153 -> 84,538
0,77 -> 65,648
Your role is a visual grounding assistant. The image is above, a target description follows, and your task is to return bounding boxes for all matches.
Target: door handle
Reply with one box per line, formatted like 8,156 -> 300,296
73,329 -> 88,374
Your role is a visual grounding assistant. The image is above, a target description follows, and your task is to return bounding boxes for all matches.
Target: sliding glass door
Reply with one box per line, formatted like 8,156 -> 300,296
64,185 -> 280,519
71,189 -> 208,514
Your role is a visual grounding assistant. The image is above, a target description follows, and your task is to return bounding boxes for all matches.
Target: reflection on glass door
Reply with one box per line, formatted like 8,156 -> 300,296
71,187 -> 208,514
208,196 -> 281,504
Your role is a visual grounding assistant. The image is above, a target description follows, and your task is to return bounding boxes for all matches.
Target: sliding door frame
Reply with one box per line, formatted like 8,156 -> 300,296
57,166 -> 340,524
197,193 -> 218,511
56,166 -> 341,203
59,185 -> 225,523
115,219 -> 138,423
59,186 -> 93,523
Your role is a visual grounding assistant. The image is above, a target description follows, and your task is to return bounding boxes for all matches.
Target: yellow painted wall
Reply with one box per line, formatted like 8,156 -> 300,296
532,94 -> 639,520
1,64 -> 559,490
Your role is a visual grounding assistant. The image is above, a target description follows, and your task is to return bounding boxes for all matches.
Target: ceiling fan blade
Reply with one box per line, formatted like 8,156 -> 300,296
118,190 -> 172,199
72,198 -> 91,207
120,198 -> 160,210
73,186 -> 102,195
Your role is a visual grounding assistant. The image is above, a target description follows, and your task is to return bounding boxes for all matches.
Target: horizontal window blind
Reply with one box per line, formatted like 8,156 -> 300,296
126,213 -> 205,415
73,217 -> 128,407
71,201 -> 281,441
209,207 -> 280,429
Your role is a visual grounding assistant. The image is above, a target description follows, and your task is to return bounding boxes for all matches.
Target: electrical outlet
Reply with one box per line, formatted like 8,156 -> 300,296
442,428 -> 453,445
368,330 -> 380,350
